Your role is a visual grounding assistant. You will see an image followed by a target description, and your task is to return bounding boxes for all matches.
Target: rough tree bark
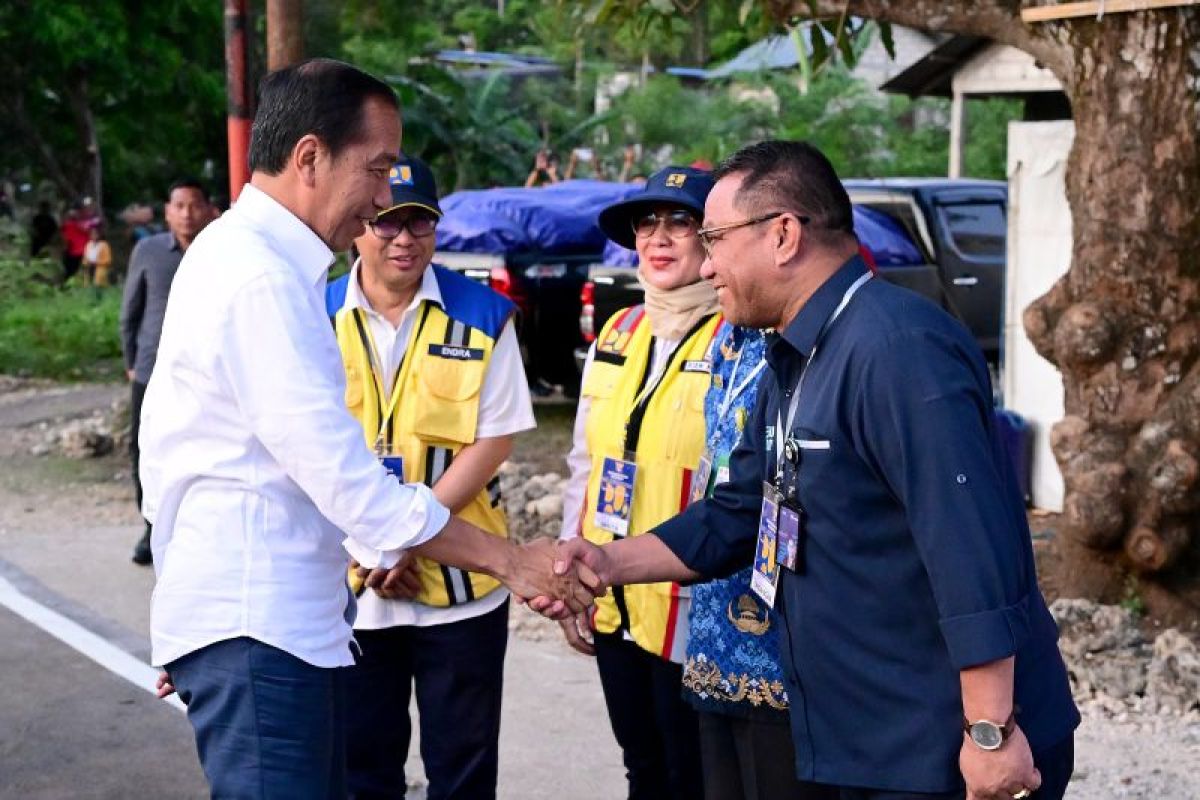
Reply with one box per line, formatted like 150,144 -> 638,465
775,0 -> 1200,620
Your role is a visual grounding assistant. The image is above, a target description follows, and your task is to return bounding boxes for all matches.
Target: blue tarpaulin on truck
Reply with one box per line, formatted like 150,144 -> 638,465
437,180 -> 643,256
853,205 -> 924,267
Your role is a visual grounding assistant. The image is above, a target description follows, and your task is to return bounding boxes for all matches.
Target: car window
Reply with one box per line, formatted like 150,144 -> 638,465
937,203 -> 1006,259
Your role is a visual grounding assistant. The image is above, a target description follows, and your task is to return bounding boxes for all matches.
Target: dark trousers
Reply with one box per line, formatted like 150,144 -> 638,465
699,711 -> 832,800
130,381 -> 151,537
167,637 -> 346,800
593,631 -> 703,800
801,734 -> 1075,800
62,252 -> 82,282
344,598 -> 510,800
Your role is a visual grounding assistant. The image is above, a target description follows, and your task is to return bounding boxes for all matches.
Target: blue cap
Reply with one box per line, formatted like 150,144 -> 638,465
598,165 -> 715,249
382,155 -> 441,217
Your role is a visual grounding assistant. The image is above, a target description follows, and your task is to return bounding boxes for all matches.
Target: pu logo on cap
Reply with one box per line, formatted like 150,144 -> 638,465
665,173 -> 687,188
389,165 -> 414,186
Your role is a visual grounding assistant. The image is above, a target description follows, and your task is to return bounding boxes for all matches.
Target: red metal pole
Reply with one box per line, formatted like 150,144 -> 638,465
225,0 -> 252,203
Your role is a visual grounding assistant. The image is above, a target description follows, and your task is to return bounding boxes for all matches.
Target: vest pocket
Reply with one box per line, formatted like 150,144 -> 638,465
344,364 -> 364,413
412,358 -> 484,444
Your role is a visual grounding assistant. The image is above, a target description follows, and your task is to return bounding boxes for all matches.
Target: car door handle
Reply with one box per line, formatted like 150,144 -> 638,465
952,276 -> 979,287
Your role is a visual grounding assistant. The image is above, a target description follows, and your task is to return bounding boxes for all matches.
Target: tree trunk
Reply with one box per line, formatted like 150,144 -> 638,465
267,0 -> 305,71
780,1 -> 1200,619
688,1 -> 710,67
64,71 -> 102,208
1023,10 -> 1200,617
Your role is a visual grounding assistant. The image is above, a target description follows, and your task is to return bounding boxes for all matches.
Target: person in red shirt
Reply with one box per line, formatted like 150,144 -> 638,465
60,202 -> 93,284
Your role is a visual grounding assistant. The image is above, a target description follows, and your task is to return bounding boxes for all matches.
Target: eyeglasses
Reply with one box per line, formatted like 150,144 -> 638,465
632,209 -> 700,240
369,212 -> 438,240
696,211 -> 809,258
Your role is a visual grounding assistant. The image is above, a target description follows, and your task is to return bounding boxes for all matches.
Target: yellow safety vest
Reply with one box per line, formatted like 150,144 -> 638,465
579,304 -> 722,661
332,270 -> 511,607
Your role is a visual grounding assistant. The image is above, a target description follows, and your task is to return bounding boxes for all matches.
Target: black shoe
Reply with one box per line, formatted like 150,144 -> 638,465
132,529 -> 153,566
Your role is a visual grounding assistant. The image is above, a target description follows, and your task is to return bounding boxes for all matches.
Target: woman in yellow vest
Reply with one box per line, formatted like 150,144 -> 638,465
327,157 -> 537,799
559,165 -> 721,800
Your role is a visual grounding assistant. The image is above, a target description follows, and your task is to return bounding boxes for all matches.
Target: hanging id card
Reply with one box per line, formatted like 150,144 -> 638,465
595,456 -> 637,537
776,505 -> 802,572
688,454 -> 714,506
750,481 -> 781,607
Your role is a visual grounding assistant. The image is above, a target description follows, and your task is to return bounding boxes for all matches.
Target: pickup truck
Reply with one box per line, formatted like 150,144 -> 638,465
579,179 -> 1008,366
432,180 -> 642,395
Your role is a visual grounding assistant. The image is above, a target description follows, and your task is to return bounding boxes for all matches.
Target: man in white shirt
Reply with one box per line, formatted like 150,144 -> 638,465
326,155 -> 535,798
139,59 -> 594,800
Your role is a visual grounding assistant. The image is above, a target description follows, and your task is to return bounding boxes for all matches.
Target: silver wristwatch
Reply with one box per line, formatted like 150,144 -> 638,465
962,713 -> 1015,751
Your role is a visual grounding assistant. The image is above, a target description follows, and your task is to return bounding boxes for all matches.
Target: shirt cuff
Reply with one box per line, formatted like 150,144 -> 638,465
939,594 -> 1032,669
342,539 -> 403,570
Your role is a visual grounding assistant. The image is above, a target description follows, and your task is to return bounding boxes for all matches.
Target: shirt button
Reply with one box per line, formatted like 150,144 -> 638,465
956,474 -> 968,485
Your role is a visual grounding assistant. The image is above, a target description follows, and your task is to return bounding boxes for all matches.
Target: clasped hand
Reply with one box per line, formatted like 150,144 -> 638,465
504,537 -> 605,619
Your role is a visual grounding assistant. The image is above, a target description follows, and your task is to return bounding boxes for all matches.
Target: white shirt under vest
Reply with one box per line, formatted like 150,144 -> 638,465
341,261 -> 535,629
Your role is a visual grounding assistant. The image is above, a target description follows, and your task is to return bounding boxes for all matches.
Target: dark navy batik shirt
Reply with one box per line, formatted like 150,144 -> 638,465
655,256 -> 1079,793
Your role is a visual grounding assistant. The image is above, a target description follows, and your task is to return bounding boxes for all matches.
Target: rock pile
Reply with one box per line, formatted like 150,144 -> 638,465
1050,598 -> 1200,716
498,461 -> 567,542
31,397 -> 131,459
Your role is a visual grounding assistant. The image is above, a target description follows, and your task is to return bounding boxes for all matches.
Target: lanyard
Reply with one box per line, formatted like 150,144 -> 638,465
352,304 -> 430,451
716,342 -> 767,423
773,271 -> 872,475
622,314 -> 715,459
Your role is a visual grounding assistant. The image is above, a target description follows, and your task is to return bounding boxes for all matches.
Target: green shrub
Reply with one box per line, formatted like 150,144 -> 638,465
0,256 -> 124,380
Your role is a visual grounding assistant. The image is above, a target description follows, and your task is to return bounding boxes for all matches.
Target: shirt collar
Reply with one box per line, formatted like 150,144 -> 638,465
343,259 -> 443,319
232,184 -> 334,286
779,254 -> 869,358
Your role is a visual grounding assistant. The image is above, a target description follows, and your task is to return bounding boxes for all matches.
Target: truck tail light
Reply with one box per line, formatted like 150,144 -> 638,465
580,280 -> 596,342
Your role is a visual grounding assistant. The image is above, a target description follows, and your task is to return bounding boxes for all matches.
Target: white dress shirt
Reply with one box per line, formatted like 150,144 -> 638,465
341,261 -> 535,628
140,184 -> 451,669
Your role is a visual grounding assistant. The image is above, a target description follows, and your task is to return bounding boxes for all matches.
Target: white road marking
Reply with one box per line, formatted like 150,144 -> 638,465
0,576 -> 186,713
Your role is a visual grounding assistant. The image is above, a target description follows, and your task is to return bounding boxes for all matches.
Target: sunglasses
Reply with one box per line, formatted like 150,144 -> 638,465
369,212 -> 438,240
632,209 -> 700,240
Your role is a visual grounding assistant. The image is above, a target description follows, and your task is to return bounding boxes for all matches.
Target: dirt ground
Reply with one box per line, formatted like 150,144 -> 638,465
1,379 -> 1197,799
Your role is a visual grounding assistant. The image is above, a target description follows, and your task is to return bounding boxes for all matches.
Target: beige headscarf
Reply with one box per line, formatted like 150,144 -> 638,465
638,265 -> 721,340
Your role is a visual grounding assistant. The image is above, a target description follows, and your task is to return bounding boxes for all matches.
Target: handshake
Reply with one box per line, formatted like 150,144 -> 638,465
360,534 -> 618,619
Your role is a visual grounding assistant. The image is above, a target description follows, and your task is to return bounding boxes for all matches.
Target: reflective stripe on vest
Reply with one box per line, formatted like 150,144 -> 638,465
334,299 -> 508,608
581,306 -> 723,662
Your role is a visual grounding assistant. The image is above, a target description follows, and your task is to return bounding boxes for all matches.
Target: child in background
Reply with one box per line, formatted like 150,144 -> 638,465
83,225 -> 112,287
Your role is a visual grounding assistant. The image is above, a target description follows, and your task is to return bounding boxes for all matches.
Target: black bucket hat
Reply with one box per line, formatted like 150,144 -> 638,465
597,165 -> 715,250
380,155 -> 441,217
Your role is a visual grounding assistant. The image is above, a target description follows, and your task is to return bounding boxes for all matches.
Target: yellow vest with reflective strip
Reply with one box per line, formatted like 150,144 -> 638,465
334,300 -> 507,608
580,305 -> 722,661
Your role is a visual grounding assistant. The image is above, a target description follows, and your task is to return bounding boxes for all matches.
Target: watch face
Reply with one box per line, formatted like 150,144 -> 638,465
969,721 -> 1003,750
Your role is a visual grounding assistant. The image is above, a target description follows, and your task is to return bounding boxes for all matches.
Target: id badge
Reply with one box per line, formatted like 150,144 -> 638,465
688,453 -> 713,506
595,456 -> 637,537
750,481 -> 781,607
777,505 -> 802,572
713,455 -> 731,489
380,455 -> 405,483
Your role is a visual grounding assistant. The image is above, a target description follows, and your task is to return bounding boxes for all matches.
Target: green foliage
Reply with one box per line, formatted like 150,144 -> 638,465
0,0 -> 226,209
1120,574 -> 1147,617
0,257 -> 123,381
605,74 -> 776,166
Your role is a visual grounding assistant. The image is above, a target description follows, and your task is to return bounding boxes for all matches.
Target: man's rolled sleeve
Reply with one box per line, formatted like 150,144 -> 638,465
858,328 -> 1032,669
938,595 -> 1032,669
